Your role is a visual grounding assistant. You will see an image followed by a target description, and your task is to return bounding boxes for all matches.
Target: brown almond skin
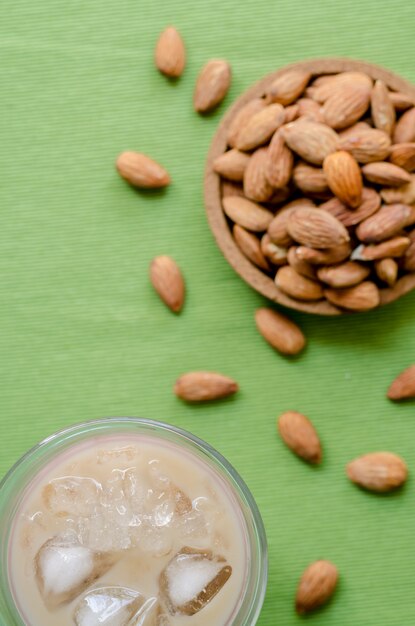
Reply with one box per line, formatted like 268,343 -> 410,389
154,26 -> 186,78
323,151 -> 363,208
295,241 -> 352,266
287,247 -> 317,279
213,149 -> 250,182
389,92 -> 415,111
150,256 -> 185,313
261,234 -> 289,265
295,560 -> 338,615
283,120 -> 339,165
388,365 -> 415,401
352,236 -> 411,261
268,208 -> 296,247
309,71 -> 372,103
375,258 -> 398,286
227,98 -> 267,148
293,162 -> 328,194
222,196 -> 273,232
287,207 -> 349,248
389,143 -> 415,172
356,203 -> 412,243
324,281 -> 380,311
235,104 -> 285,151
320,188 -> 381,227
403,229 -> 415,271
244,147 -> 274,202
194,59 -> 231,113
267,70 -> 311,105
266,130 -> 294,189
371,80 -> 395,136
340,128 -> 391,164
284,104 -> 300,123
116,151 -> 170,188
233,225 -> 270,271
381,176 -> 415,205
275,266 -> 324,301
347,452 -> 408,492
322,84 -> 371,130
255,308 -> 306,356
278,411 -> 321,462
361,161 -> 411,186
297,97 -> 324,123
317,261 -> 370,288
393,107 -> 415,143
174,372 -> 238,402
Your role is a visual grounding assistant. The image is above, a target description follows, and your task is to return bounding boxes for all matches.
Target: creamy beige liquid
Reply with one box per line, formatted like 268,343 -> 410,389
8,435 -> 248,626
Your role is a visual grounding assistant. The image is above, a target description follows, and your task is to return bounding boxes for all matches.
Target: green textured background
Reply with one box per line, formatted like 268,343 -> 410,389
1,1 -> 415,624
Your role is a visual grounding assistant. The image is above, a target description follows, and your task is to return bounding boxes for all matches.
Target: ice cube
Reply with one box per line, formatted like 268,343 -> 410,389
42,477 -> 102,518
35,534 -> 115,609
159,547 -> 232,616
74,586 -> 146,626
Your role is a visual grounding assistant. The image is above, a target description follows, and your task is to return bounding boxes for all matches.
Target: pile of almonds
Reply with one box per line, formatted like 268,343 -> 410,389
214,69 -> 415,312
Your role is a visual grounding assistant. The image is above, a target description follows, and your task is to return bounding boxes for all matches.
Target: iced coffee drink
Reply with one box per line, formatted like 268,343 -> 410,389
0,419 -> 267,625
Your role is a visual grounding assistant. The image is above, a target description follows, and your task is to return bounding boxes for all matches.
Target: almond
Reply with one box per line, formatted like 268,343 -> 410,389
278,411 -> 321,463
283,120 -> 339,165
351,236 -> 411,261
243,147 -> 274,202
295,241 -> 352,265
297,98 -> 324,123
309,71 -> 372,103
213,149 -> 250,181
221,180 -> 244,198
371,80 -> 395,136
227,98 -> 267,148
317,261 -> 370,288
361,161 -> 411,186
295,560 -> 338,615
268,209 -> 296,247
356,203 -> 411,243
233,225 -> 270,271
266,69 -> 311,105
388,365 -> 415,401
193,59 -> 231,113
393,107 -> 415,143
255,309 -> 306,356
275,266 -> 324,301
287,247 -> 317,279
380,273 -> 415,306
284,103 -> 300,123
324,281 -> 380,311
266,130 -> 294,188
346,452 -> 408,491
287,207 -> 349,248
222,195 -> 274,232
150,256 -> 185,313
389,91 -> 415,111
338,120 -> 371,139
374,258 -> 398,286
235,104 -> 285,151
323,151 -> 363,207
340,127 -> 391,163
320,188 -> 381,227
322,84 -> 371,130
116,151 -> 170,188
389,143 -> 415,172
403,229 -> 415,271
292,162 -> 328,194
265,186 -> 291,206
261,234 -> 289,265
154,26 -> 186,78
174,372 -> 238,402
381,175 -> 415,204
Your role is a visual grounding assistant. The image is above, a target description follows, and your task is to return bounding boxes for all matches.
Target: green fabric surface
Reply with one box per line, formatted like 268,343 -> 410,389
1,1 -> 415,624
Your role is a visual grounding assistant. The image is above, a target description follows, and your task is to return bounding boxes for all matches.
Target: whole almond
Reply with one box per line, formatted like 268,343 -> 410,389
150,256 -> 185,313
320,188 -> 381,227
322,84 -> 371,130
403,229 -> 415,271
244,148 -> 274,202
268,209 -> 295,247
223,195 -> 273,232
235,104 -> 285,151
194,59 -> 231,113
284,104 -> 300,123
347,452 -> 408,492
116,151 -> 170,188
389,92 -> 415,111
340,127 -> 391,163
380,273 -> 415,306
371,80 -> 395,136
324,281 -> 380,311
296,560 -> 338,615
356,203 -> 411,243
287,247 -> 317,279
309,70 -> 372,103
255,309 -> 306,356
261,234 -> 289,265
297,98 -> 324,123
296,241 -> 352,265
381,175 -> 415,204
338,120 -> 372,139
267,69 -> 311,105
375,258 -> 398,286
317,261 -> 370,288
233,225 -> 270,271
283,120 -> 339,165
323,151 -> 363,207
293,162 -> 328,194
278,411 -> 321,463
352,236 -> 411,261
266,130 -> 294,188
213,149 -> 250,181
276,266 -> 324,301
154,26 -> 186,78
388,365 -> 415,401
361,161 -> 411,186
393,107 -> 415,143
227,98 -> 267,148
389,143 -> 415,172
174,372 -> 238,402
287,207 -> 350,248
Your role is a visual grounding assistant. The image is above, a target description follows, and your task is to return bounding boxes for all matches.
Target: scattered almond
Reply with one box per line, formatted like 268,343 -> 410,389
150,256 -> 185,313
222,195 -> 274,232
371,80 -> 395,136
346,452 -> 408,492
213,149 -> 250,181
233,225 -> 270,270
235,104 -> 285,151
283,120 -> 339,165
194,59 -> 231,113
278,411 -> 321,463
389,143 -> 415,172
295,560 -> 338,615
361,161 -> 411,186
244,147 -> 274,202
388,365 -> 415,401
255,308 -> 306,356
356,203 -> 412,243
287,207 -> 349,248
154,26 -> 186,78
267,69 -> 311,105
323,151 -> 363,208
317,261 -> 370,288
116,151 -> 170,188
276,266 -> 324,301
324,281 -> 380,311
393,107 -> 415,143
174,371 -> 238,402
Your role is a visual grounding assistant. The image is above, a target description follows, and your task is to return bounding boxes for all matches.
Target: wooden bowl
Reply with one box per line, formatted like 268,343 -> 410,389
204,58 -> 415,315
